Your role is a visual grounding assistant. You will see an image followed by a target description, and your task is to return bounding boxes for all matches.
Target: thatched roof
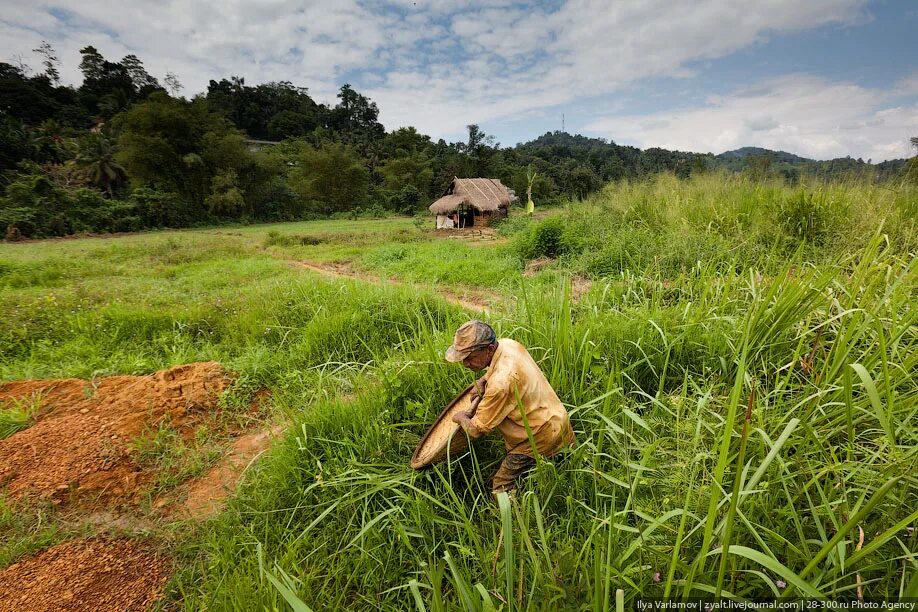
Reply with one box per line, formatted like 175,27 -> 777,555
429,178 -> 514,214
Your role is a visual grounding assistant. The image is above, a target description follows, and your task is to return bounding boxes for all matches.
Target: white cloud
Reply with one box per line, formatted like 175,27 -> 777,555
585,75 -> 918,161
4,0 -> 909,159
896,72 -> 918,96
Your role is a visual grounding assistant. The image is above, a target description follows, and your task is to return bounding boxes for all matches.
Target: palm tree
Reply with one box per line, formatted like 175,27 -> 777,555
75,134 -> 127,197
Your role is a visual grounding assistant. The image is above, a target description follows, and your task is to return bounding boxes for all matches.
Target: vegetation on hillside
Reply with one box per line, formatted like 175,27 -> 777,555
716,147 -> 906,183
2,44 -> 915,239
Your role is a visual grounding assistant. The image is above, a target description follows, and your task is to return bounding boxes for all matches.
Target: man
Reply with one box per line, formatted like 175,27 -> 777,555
446,320 -> 575,493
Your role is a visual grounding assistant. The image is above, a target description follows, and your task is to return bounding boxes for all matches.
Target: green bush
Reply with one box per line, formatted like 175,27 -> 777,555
0,166 -> 72,237
129,187 -> 192,228
0,398 -> 38,439
514,215 -> 585,260
0,166 -> 143,237
383,184 -> 422,215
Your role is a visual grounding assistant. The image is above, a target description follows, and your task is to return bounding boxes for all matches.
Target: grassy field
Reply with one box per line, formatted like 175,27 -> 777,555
1,173 -> 916,609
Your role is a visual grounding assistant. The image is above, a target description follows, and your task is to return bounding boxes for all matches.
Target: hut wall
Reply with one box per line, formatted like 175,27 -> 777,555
472,208 -> 507,227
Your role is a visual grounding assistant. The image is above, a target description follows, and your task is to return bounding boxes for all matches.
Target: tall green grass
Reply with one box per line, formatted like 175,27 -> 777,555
0,179 -> 914,608
168,234 -> 914,608
513,172 -> 916,278
0,395 -> 39,439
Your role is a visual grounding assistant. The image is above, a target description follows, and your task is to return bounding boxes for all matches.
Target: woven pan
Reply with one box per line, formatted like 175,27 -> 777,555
410,383 -> 477,469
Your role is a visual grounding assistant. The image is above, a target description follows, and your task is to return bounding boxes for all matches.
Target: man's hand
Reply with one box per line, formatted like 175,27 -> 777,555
451,410 -> 473,425
451,410 -> 475,435
470,377 -> 487,400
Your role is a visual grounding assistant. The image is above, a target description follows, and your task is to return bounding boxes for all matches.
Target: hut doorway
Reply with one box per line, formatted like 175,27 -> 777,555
459,206 -> 475,228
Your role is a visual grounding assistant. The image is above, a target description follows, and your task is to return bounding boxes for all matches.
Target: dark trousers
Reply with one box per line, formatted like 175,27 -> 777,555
490,453 -> 537,493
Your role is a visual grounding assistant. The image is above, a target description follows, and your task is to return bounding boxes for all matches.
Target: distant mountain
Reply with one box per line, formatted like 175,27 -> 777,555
718,147 -> 810,164
712,146 -> 908,181
511,133 -> 909,184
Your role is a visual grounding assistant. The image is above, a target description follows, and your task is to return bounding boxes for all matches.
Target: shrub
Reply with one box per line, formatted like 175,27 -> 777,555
3,225 -> 22,241
68,188 -> 140,234
0,166 -> 71,237
514,215 -> 585,260
383,184 -> 422,215
250,179 -> 301,221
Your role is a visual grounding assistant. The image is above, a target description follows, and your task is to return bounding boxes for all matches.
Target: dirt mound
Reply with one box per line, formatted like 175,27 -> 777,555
0,538 -> 168,612
0,362 -> 231,506
523,257 -> 553,276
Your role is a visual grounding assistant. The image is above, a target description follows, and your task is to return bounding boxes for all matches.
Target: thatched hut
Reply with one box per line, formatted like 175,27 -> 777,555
429,178 -> 516,228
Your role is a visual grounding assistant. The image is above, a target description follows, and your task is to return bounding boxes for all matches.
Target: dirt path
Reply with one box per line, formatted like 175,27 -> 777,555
155,424 -> 285,520
429,226 -> 508,245
289,260 -> 494,313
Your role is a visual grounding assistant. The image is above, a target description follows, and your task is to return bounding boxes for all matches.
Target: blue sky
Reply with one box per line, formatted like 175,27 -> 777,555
1,0 -> 916,160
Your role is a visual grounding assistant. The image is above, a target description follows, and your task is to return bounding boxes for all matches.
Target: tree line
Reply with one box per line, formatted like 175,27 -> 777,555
1,43 -> 914,239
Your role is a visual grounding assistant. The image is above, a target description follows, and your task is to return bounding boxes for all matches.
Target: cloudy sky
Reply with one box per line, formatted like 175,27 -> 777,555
2,0 -> 916,160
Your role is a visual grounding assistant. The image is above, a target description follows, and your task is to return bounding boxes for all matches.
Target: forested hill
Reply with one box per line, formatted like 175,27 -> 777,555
514,134 -> 909,184
718,147 -> 811,163
512,132 -> 706,184
1,43 -> 915,239
714,146 -> 907,181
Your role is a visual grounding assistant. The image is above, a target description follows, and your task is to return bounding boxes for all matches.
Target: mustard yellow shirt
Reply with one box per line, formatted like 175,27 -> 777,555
468,339 -> 575,457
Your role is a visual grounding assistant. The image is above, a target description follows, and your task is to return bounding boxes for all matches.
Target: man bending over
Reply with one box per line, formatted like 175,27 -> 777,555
446,320 -> 575,494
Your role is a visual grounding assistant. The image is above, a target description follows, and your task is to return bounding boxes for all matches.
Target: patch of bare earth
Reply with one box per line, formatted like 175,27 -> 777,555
0,538 -> 168,612
571,275 -> 593,301
289,259 -> 492,313
291,259 -> 362,280
523,258 -> 593,301
523,257 -> 553,276
156,423 -> 285,520
0,362 -> 231,507
429,226 -> 507,244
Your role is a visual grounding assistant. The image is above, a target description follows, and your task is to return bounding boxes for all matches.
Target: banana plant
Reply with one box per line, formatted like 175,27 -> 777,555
525,164 -> 537,215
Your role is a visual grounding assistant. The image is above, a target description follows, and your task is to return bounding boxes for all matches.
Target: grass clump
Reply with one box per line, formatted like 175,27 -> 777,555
0,394 -> 41,439
0,497 -> 64,568
264,230 -> 326,247
131,424 -> 225,495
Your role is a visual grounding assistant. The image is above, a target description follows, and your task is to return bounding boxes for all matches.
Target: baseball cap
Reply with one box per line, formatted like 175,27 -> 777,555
445,320 -> 496,362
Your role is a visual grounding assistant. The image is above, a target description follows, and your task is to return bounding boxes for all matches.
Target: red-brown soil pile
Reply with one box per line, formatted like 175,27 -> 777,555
0,362 -> 231,506
0,538 -> 168,612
